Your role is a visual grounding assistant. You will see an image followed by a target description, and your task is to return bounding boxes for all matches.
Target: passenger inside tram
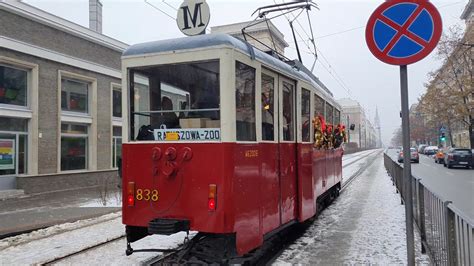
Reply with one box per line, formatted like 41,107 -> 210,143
160,96 -> 179,129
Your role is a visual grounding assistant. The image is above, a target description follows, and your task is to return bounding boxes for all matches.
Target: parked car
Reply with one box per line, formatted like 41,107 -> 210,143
398,148 -> 419,163
434,149 -> 445,164
424,146 -> 438,155
418,144 -> 428,154
443,148 -> 473,169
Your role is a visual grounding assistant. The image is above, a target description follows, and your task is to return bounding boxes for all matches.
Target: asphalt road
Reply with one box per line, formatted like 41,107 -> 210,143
386,149 -> 474,222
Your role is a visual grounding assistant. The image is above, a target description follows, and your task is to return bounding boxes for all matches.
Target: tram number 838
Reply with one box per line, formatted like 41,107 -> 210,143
136,189 -> 159,202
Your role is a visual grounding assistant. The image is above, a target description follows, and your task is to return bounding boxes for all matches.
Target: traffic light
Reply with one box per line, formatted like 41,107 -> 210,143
440,132 -> 446,142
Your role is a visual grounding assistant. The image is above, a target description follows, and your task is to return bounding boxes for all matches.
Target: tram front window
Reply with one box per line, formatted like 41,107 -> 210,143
130,60 -> 220,141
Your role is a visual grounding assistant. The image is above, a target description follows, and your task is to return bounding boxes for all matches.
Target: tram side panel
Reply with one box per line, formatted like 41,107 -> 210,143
325,150 -> 334,190
297,143 -> 316,221
259,143 -> 281,235
279,143 -> 298,224
232,143 -> 265,255
335,148 -> 343,187
313,149 -> 326,201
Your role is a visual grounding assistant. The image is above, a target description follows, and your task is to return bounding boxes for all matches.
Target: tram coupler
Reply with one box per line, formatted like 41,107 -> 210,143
126,241 -> 178,255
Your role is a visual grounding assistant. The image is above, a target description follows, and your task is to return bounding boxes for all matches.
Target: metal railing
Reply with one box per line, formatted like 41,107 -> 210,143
384,153 -> 473,265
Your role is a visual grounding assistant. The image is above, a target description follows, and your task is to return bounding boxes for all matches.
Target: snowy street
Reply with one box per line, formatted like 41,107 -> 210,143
0,150 -> 428,265
274,154 -> 429,264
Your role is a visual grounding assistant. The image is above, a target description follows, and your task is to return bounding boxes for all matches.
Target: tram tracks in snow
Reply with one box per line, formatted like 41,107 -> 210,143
342,149 -> 380,170
41,235 -> 126,265
341,149 -> 382,191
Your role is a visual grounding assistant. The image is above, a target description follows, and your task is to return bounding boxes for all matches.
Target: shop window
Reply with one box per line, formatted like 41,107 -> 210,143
261,73 -> 275,141
301,88 -> 311,142
0,117 -> 28,176
235,62 -> 256,141
0,65 -> 28,107
112,86 -> 122,118
282,81 -> 295,141
61,123 -> 88,171
61,78 -> 89,113
112,126 -> 122,168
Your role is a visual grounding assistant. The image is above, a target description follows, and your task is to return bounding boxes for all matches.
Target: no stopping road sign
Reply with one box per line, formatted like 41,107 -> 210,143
365,0 -> 442,65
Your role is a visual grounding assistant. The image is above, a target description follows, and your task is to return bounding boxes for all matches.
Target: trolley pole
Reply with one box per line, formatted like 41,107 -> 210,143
400,65 -> 415,265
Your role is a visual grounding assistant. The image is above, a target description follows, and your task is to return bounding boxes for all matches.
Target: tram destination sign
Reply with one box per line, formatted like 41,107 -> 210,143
365,0 -> 442,65
177,0 -> 210,36
154,128 -> 220,141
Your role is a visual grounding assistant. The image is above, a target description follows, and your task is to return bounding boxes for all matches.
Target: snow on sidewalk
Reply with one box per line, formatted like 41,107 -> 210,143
274,155 -> 430,265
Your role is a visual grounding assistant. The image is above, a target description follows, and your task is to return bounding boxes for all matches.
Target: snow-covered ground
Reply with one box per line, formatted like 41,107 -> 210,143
274,155 -> 430,265
0,149 -> 387,265
0,211 -> 194,265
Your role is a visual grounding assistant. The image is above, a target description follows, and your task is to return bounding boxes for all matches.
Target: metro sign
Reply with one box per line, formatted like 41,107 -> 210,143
177,0 -> 210,36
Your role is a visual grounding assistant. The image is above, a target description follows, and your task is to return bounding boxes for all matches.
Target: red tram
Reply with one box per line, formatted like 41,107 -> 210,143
121,34 -> 343,255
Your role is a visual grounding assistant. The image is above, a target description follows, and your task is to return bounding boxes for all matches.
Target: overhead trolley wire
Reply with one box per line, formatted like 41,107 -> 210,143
144,0 -> 175,20
144,0 -> 210,33
275,0 -> 353,98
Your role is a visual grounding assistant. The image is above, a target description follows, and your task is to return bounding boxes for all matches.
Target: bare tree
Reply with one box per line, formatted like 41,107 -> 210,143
420,25 -> 473,148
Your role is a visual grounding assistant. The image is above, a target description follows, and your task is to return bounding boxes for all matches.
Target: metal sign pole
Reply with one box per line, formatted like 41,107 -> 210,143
400,65 -> 415,265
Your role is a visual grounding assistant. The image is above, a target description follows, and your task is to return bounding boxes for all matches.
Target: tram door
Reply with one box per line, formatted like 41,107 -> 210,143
278,77 -> 298,224
261,70 -> 281,233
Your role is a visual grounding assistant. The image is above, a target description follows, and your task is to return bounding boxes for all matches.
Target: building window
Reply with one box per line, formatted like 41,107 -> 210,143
0,117 -> 28,176
112,126 -> 122,168
61,123 -> 88,171
0,65 -> 28,107
61,78 -> 89,113
112,86 -> 122,118
235,61 -> 256,141
301,88 -> 311,142
261,73 -> 275,141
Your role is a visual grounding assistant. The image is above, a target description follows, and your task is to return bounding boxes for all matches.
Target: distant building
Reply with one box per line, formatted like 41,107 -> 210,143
337,98 -> 378,149
0,0 -> 127,192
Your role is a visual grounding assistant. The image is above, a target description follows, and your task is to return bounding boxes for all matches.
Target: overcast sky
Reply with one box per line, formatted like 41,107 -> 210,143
25,0 -> 468,145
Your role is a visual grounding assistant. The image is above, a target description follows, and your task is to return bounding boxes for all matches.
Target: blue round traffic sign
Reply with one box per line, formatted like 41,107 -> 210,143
366,0 -> 442,65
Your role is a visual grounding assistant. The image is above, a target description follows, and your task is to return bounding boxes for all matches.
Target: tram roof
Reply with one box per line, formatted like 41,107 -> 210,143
123,34 -> 338,106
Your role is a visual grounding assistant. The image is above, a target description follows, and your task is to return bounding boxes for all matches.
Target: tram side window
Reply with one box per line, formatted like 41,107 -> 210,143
235,62 -> 256,141
314,93 -> 325,118
130,60 -> 220,141
282,81 -> 295,141
301,88 -> 310,142
326,103 -> 334,125
334,109 -> 341,125
261,73 -> 274,141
